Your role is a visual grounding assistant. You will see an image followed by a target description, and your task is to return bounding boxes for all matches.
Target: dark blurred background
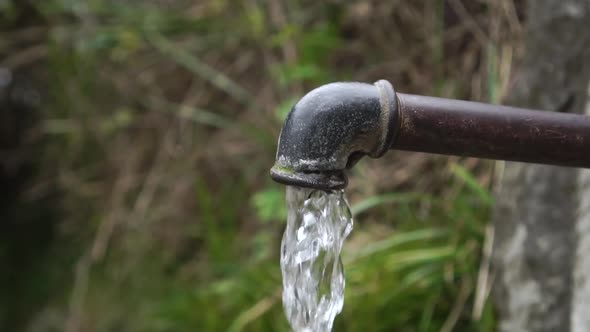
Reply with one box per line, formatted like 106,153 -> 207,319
0,1 -> 527,331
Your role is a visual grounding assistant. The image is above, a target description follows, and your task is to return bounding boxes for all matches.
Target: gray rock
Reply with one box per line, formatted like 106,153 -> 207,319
492,1 -> 590,331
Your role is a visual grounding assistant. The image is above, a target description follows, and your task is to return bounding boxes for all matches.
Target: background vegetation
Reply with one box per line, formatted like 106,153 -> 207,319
0,1 -> 524,331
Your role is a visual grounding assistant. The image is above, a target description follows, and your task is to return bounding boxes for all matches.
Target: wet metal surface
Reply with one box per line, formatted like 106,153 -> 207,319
271,80 -> 397,190
270,167 -> 347,190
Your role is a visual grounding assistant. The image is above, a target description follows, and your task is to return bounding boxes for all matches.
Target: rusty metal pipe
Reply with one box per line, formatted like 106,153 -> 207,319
394,93 -> 590,168
270,80 -> 590,190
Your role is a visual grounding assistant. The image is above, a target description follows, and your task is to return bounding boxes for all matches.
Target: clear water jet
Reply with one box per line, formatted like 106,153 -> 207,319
281,186 -> 353,332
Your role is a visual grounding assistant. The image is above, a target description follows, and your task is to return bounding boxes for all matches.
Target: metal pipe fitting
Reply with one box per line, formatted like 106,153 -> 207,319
270,80 -> 590,190
270,80 -> 397,189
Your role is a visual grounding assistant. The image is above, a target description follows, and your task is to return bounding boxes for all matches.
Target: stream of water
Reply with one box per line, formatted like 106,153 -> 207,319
280,186 -> 353,332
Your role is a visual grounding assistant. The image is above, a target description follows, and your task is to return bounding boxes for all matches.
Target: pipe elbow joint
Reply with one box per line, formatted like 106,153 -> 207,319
271,80 -> 398,190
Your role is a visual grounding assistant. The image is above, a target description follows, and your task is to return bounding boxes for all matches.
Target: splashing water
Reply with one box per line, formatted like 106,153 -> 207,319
281,186 -> 353,332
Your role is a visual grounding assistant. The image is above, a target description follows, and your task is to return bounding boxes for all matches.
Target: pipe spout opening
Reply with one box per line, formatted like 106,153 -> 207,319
270,80 -> 398,190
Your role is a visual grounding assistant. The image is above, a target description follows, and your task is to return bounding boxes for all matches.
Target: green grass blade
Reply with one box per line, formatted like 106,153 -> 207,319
450,163 -> 493,205
351,192 -> 427,216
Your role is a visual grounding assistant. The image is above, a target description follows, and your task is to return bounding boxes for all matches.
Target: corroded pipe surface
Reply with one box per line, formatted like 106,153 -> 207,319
271,80 -> 396,190
271,80 -> 590,190
394,93 -> 590,168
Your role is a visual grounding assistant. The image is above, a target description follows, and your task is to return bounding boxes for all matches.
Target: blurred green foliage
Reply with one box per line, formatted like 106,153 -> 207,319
0,0 -> 515,331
